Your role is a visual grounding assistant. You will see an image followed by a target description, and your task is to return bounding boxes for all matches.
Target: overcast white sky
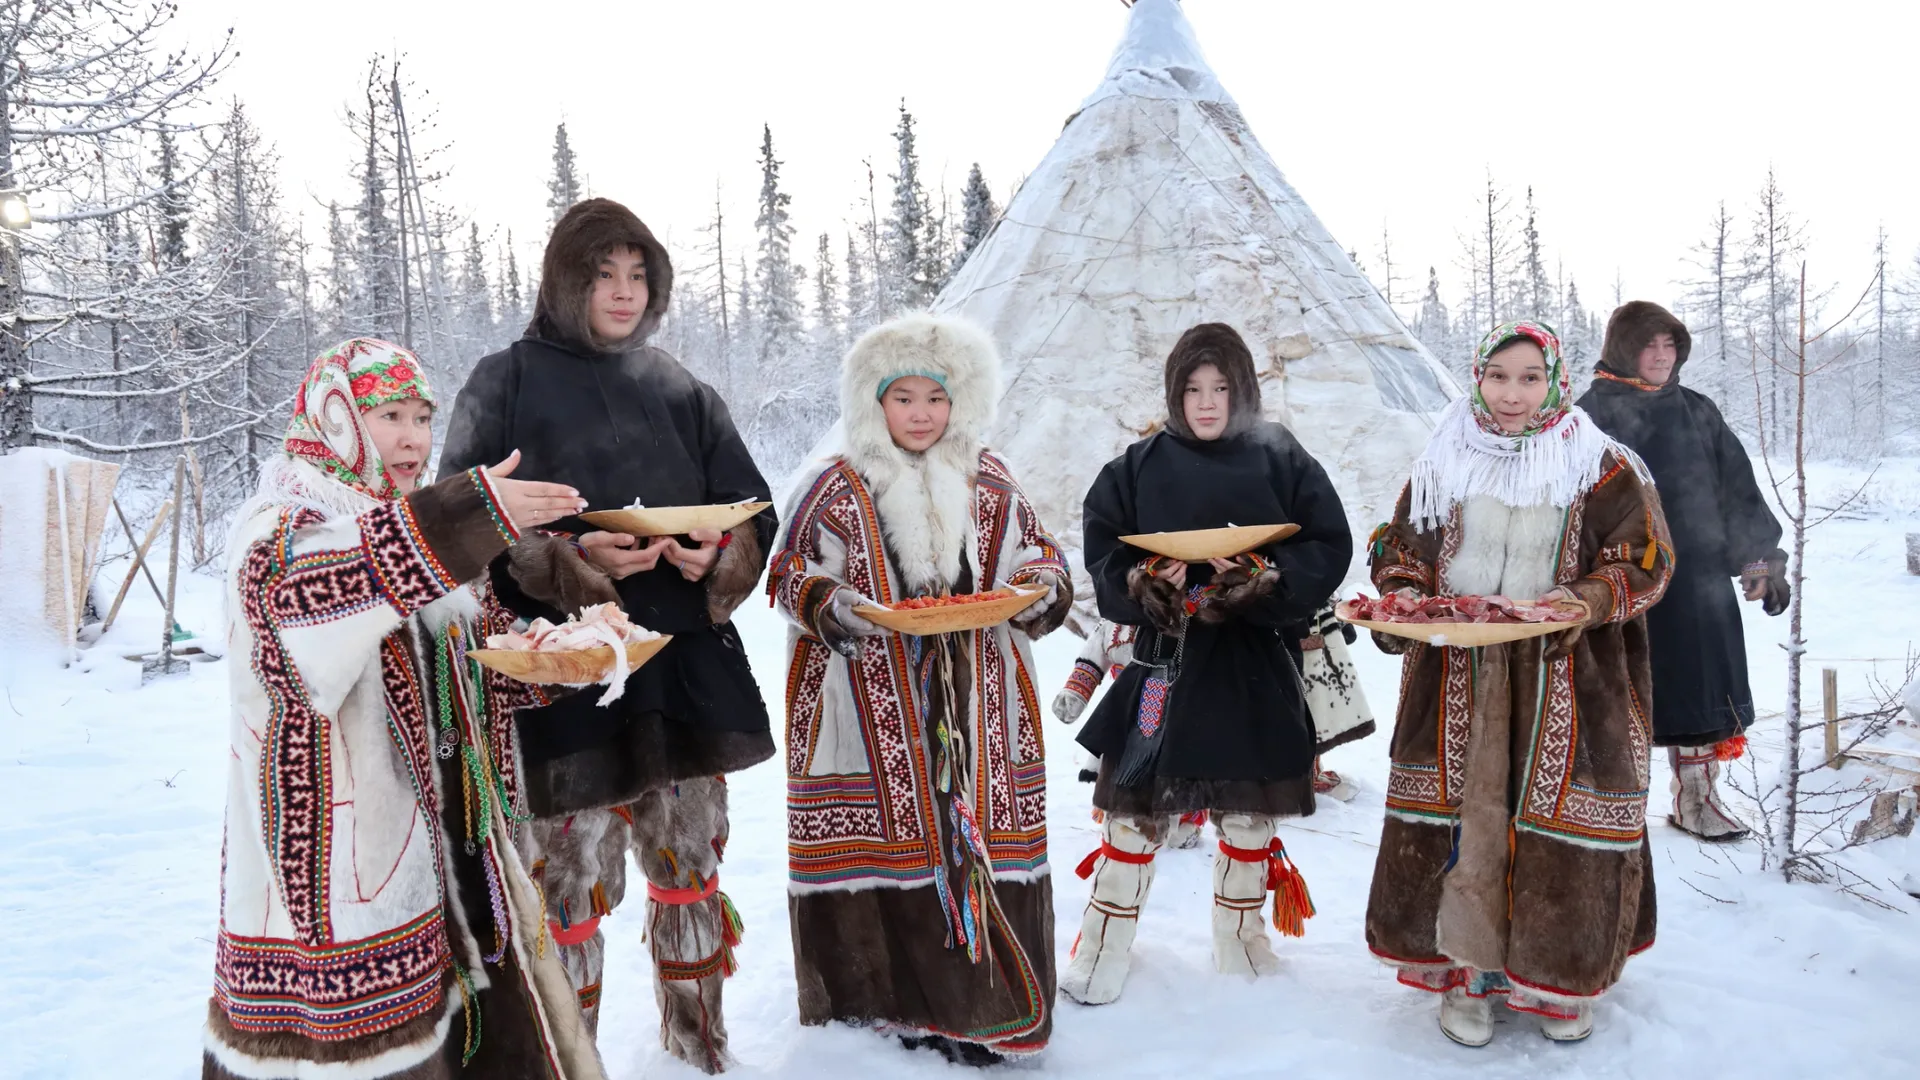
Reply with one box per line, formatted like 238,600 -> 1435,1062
177,0 -> 1918,316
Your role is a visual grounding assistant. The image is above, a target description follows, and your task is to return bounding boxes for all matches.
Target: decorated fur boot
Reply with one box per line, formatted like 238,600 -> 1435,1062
1212,813 -> 1285,976
1438,987 -> 1493,1047
633,777 -> 740,1074
1669,745 -> 1750,842
524,806 -> 633,1035
1060,815 -> 1163,1005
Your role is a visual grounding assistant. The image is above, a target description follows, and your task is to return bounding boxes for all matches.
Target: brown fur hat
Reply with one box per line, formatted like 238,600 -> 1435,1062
527,197 -> 674,355
1164,322 -> 1262,439
1598,300 -> 1691,379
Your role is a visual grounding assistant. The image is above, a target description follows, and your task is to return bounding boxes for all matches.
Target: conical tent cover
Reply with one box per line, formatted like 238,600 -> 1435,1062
802,0 -> 1459,618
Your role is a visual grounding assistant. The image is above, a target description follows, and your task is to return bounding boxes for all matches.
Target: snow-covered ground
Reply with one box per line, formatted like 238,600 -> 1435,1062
4,460 -> 1918,1079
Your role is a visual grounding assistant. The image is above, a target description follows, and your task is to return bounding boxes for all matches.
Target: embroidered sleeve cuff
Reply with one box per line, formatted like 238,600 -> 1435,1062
400,469 -> 519,591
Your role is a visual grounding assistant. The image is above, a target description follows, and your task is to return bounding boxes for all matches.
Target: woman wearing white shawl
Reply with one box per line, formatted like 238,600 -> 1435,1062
1362,322 -> 1674,1048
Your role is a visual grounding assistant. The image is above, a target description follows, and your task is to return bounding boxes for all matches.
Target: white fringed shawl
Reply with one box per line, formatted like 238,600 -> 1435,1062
1408,396 -> 1649,531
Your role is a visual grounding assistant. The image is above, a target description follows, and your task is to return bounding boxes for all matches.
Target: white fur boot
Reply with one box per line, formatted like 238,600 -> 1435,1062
1669,745 -> 1750,842
1212,813 -> 1283,977
1438,987 -> 1493,1047
1060,814 -> 1163,1006
1537,1000 -> 1594,1042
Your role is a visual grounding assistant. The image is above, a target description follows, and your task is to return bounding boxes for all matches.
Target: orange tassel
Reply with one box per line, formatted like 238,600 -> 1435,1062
590,881 -> 611,919
1265,841 -> 1316,938
1715,735 -> 1747,761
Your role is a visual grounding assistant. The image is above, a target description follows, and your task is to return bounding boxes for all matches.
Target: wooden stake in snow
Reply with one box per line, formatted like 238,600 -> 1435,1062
144,457 -> 190,682
1823,668 -> 1841,770
1906,533 -> 1920,576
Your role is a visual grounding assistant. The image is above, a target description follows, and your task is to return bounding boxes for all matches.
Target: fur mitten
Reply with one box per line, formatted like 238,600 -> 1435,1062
1010,568 -> 1072,639
704,523 -> 765,623
816,587 -> 882,658
1126,566 -> 1184,635
1195,566 -> 1279,624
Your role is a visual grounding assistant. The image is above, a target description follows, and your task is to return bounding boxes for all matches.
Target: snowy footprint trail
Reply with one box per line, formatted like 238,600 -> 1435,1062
5,500 -> 1918,1078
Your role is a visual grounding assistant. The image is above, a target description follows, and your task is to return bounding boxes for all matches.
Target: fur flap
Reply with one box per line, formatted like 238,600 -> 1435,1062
838,312 -> 1001,593
528,198 -> 674,355
705,522 -> 764,623
1598,300 -> 1691,379
203,995 -> 453,1079
1163,322 -> 1263,440
505,533 -> 620,614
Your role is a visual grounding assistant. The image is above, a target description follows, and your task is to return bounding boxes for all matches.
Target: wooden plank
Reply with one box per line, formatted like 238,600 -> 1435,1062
100,499 -> 173,635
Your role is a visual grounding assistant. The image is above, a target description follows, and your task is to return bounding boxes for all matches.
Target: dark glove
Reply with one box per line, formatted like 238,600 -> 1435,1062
1126,566 -> 1184,636
1762,555 -> 1790,616
1195,567 -> 1279,624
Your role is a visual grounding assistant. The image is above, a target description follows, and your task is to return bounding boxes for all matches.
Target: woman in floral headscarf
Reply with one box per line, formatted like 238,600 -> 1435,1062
204,340 -> 610,1079
1363,323 -> 1674,1047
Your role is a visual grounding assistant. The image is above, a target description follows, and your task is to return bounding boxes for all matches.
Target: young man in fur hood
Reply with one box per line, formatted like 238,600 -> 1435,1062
1577,301 -> 1786,842
769,312 -> 1072,1065
439,198 -> 776,1073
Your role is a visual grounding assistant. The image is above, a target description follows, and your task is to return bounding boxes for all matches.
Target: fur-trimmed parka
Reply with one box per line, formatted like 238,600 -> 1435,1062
769,312 -> 1068,1056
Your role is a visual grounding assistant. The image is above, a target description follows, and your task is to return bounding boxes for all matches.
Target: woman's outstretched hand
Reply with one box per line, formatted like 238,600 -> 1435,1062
484,450 -> 587,530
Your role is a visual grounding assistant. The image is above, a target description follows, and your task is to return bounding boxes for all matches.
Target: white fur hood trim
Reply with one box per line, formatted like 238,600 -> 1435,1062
837,312 -> 1003,593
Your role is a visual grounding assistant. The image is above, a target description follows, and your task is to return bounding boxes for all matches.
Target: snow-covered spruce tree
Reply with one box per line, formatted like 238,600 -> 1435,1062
322,201 -> 354,341
883,101 -> 930,312
454,221 -> 495,366
1560,277 -> 1593,383
498,231 -> 525,334
347,63 -> 403,340
1517,187 -> 1551,323
951,162 -> 996,278
752,125 -> 803,366
813,232 -> 843,365
0,0 -> 232,450
844,232 -> 872,339
547,121 -> 583,226
1409,265 -> 1453,366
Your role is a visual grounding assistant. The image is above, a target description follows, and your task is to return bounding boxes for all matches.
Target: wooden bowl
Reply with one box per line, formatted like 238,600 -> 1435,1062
579,501 -> 771,538
855,586 -> 1047,636
1336,600 -> 1587,648
1120,523 -> 1301,562
468,635 -> 672,685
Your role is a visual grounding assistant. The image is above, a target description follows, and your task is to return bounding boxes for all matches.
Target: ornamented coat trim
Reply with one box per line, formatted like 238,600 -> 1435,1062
1381,466 -> 1660,849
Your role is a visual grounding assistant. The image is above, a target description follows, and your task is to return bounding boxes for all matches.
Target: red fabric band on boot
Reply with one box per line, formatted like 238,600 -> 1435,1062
648,873 -> 722,906
1075,841 -> 1157,879
1218,838 -> 1279,863
549,915 -> 601,946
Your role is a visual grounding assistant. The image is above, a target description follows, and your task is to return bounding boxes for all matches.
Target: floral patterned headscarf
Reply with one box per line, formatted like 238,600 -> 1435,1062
1468,320 -> 1569,439
282,338 -> 434,502
1404,319 -> 1646,529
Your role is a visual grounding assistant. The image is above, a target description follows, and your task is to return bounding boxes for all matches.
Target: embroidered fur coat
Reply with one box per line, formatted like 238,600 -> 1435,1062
768,314 -> 1071,1054
207,463 -> 602,1080
1364,453 -> 1674,1006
